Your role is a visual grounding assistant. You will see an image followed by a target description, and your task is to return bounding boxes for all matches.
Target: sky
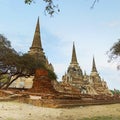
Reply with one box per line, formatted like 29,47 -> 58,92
0,0 -> 120,90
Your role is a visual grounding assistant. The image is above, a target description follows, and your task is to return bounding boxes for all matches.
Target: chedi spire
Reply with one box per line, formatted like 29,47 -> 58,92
70,42 -> 78,65
28,17 -> 54,71
91,56 -> 97,73
30,17 -> 42,50
28,17 -> 45,63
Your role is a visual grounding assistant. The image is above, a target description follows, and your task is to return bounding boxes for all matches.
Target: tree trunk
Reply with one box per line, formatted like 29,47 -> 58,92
4,75 -> 21,89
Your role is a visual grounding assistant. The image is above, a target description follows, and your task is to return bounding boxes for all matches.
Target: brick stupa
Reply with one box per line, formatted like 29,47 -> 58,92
30,69 -> 58,94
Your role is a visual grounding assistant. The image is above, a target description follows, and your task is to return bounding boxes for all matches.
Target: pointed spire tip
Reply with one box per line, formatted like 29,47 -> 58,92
92,56 -> 97,72
70,42 -> 78,65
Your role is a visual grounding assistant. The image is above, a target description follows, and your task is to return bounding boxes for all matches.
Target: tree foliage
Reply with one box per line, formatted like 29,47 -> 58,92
91,0 -> 99,9
108,40 -> 120,70
24,0 -> 100,16
47,69 -> 57,80
110,89 -> 120,95
0,34 -> 11,48
24,0 -> 60,16
0,34 -> 57,89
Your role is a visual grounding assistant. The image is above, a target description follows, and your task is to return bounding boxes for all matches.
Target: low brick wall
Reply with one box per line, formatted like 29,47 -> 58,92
16,96 -> 120,108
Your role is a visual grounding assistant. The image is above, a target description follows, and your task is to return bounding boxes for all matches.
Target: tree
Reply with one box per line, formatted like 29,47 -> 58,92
24,0 -> 60,16
91,0 -> 99,9
0,34 -> 17,73
0,34 -> 57,89
24,0 -> 99,16
1,54 -> 43,89
108,40 -> 120,70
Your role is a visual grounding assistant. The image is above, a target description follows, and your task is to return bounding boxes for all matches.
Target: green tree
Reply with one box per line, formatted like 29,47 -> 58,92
24,0 -> 99,15
24,0 -> 60,16
0,34 -> 57,89
108,40 -> 120,70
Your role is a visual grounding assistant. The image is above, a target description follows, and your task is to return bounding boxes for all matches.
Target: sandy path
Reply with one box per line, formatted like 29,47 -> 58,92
0,101 -> 120,120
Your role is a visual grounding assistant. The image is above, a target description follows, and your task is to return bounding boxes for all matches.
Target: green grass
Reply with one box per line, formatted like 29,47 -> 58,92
6,118 -> 15,120
79,116 -> 120,120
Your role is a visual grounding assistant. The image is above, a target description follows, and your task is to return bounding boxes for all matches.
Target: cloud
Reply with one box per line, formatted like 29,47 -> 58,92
106,21 -> 120,28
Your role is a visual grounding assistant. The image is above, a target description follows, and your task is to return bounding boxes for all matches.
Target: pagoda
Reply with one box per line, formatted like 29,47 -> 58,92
62,42 -> 83,87
61,43 -> 112,95
28,18 -> 54,71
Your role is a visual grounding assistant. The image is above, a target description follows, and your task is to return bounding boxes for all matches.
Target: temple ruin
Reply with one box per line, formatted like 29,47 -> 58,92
10,17 -> 112,97
60,43 -> 112,96
1,17 -> 120,108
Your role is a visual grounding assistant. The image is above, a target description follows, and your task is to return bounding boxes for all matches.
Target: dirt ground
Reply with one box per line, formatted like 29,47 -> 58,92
0,101 -> 120,120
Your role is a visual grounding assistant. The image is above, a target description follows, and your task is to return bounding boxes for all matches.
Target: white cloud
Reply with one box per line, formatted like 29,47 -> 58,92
106,21 -> 120,28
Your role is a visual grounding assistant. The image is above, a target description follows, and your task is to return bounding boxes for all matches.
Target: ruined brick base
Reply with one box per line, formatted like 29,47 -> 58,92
29,69 -> 58,95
